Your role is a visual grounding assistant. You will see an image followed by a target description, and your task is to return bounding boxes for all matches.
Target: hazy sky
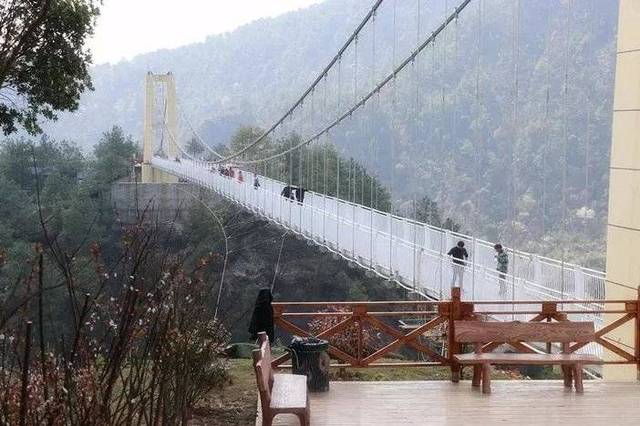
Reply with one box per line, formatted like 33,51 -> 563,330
89,0 -> 323,65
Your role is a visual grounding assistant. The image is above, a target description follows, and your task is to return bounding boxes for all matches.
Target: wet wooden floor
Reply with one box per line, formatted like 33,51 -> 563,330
256,380 -> 640,425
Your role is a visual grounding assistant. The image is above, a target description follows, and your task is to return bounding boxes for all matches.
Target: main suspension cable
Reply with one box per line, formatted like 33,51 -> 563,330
177,100 -> 224,159
229,0 -> 474,165
213,0 -> 386,164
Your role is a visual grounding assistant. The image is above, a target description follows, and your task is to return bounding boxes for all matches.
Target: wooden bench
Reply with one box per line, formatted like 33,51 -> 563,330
253,332 -> 310,426
453,321 -> 602,394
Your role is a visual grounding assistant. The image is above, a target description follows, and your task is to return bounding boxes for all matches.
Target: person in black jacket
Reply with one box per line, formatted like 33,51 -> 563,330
248,288 -> 274,343
281,186 -> 292,200
447,240 -> 469,287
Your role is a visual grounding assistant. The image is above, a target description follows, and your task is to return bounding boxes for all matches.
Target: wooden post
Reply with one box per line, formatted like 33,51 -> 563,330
273,304 -> 283,327
353,304 -> 367,367
546,314 -> 552,355
272,305 -> 284,370
557,312 -> 573,388
472,343 -> 482,387
481,364 -> 492,394
573,363 -> 584,394
450,287 -> 462,382
542,302 -> 557,354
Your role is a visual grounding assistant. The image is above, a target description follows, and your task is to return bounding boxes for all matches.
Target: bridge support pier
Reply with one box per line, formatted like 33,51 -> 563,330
142,72 -> 178,183
604,0 -> 640,381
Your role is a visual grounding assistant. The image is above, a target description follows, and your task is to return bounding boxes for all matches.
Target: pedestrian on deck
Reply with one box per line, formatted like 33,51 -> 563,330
228,167 -> 235,178
494,243 -> 509,295
254,175 -> 261,189
238,170 -> 244,183
447,241 -> 469,287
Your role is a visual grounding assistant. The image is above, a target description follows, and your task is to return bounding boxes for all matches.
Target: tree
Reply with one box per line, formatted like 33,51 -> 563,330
228,126 -> 272,160
186,136 -> 205,157
92,126 -> 138,185
414,195 -> 461,232
0,0 -> 100,135
415,196 -> 442,227
0,136 -> 96,281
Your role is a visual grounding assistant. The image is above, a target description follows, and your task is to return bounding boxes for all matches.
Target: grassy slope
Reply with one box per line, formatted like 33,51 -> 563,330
190,360 -> 259,426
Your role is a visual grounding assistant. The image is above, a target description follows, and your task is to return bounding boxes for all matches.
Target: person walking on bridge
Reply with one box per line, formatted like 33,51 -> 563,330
447,241 -> 468,287
494,243 -> 509,296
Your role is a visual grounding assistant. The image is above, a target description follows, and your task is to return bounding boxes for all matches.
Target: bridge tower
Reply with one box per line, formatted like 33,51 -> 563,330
604,0 -> 640,381
141,72 -> 178,183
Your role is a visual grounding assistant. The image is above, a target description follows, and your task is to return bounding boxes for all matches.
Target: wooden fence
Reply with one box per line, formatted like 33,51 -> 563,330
272,288 -> 640,380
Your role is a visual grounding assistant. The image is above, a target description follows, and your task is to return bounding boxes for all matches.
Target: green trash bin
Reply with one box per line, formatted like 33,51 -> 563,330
288,336 -> 330,392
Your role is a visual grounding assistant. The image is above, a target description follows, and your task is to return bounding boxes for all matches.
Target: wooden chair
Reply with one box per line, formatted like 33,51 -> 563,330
253,332 -> 310,426
453,321 -> 602,394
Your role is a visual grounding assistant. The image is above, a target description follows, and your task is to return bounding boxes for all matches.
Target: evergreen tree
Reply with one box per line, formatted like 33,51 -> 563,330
0,0 -> 100,134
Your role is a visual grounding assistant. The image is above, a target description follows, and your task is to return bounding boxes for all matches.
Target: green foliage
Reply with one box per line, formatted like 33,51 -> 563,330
183,200 -> 226,259
186,136 -> 205,156
228,126 -> 392,211
0,128 -> 137,295
0,137 -> 83,191
0,174 -> 33,277
0,0 -> 100,134
412,195 -> 461,232
228,126 -> 265,158
92,126 -> 138,186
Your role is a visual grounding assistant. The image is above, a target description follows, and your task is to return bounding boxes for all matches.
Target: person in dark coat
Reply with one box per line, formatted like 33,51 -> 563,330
447,240 -> 469,287
248,288 -> 274,343
281,186 -> 295,200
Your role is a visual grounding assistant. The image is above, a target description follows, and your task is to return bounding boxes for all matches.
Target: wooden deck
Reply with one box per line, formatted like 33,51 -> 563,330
257,380 -> 640,425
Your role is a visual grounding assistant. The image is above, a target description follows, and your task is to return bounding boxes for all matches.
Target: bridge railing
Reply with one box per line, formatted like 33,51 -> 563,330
150,157 -> 606,308
271,288 -> 640,377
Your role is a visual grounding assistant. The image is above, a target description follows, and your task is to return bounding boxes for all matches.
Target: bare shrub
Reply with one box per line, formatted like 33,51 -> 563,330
0,211 -> 230,425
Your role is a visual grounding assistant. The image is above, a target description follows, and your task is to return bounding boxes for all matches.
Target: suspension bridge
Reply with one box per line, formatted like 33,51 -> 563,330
138,0 -> 616,329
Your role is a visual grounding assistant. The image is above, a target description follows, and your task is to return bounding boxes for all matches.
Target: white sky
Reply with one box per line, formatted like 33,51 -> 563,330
89,0 -> 323,65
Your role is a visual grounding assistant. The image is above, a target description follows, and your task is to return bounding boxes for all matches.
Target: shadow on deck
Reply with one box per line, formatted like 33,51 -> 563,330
257,380 -> 640,425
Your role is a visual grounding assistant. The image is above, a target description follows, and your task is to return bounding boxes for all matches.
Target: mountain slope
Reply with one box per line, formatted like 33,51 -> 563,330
42,0 -> 619,266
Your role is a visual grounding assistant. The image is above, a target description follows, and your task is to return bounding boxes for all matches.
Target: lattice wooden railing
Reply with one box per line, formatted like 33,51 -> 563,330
272,287 -> 640,379
472,293 -> 640,367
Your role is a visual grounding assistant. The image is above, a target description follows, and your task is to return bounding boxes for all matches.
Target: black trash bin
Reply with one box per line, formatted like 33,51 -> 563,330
288,336 -> 330,392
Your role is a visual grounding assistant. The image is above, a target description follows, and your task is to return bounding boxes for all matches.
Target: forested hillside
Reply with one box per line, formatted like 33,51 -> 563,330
42,0 -> 619,267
